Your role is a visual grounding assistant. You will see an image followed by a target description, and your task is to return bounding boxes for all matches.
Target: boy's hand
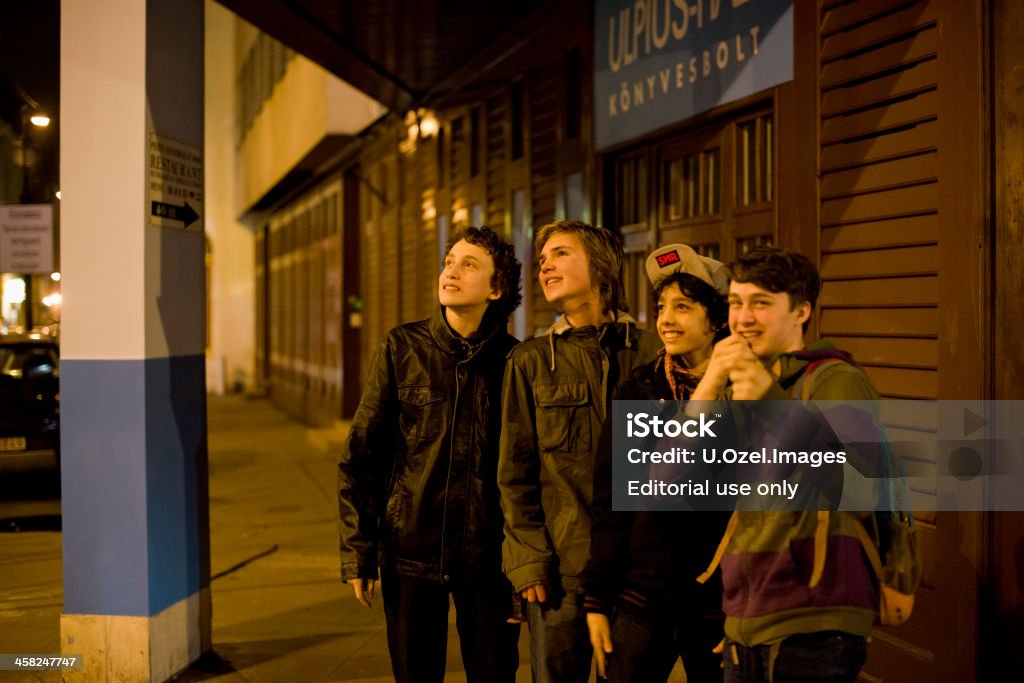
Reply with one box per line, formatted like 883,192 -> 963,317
347,578 -> 376,608
586,612 -> 613,678
728,351 -> 774,400
692,335 -> 749,401
691,335 -> 748,400
701,333 -> 774,400
521,583 -> 548,604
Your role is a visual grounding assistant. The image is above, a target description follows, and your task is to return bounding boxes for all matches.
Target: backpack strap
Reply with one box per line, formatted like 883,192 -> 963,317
852,517 -> 883,577
696,510 -> 738,584
798,359 -> 847,589
797,358 -> 848,402
809,510 -> 830,588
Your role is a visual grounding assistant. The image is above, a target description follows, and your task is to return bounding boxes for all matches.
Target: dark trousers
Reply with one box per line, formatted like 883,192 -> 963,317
526,588 -> 592,683
604,601 -> 723,683
722,631 -> 867,683
381,571 -> 520,683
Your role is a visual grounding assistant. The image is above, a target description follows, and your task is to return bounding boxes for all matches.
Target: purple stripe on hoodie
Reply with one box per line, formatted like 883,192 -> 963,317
721,534 -> 877,618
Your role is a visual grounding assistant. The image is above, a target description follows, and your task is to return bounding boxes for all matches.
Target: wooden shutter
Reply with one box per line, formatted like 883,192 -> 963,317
815,2 -> 984,680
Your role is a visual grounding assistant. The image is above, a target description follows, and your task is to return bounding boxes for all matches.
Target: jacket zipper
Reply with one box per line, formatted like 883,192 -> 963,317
438,355 -> 468,582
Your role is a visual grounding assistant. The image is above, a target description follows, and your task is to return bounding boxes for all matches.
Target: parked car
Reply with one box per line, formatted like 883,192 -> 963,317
0,336 -> 59,472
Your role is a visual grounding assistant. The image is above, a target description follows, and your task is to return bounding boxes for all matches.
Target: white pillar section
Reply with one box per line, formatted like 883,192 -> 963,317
61,0 -> 209,680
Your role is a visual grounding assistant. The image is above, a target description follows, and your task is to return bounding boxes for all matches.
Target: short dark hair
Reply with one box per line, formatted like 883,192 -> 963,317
653,272 -> 729,342
727,247 -> 820,331
445,226 -> 523,322
534,220 -> 627,314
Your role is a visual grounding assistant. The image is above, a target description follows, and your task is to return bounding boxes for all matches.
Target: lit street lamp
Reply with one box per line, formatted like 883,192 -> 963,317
14,100 -> 51,332
20,103 -> 50,204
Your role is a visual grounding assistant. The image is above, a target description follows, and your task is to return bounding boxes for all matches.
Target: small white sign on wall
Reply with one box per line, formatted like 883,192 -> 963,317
0,204 -> 54,273
147,132 -> 204,231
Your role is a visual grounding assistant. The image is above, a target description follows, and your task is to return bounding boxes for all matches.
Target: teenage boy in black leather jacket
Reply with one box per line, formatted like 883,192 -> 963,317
338,226 -> 522,683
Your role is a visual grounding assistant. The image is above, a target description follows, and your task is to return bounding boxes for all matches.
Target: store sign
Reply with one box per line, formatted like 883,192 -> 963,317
147,132 -> 204,231
0,204 -> 54,274
594,0 -> 793,150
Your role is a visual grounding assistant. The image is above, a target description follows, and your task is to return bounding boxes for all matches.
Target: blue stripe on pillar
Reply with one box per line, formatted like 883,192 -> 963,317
145,354 -> 208,615
61,359 -> 148,615
61,355 -> 208,617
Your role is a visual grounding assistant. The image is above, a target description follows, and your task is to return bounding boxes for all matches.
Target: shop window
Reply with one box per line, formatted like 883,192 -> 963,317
470,107 -> 482,177
511,81 -> 525,161
666,148 -> 720,220
737,114 -> 773,206
565,172 -> 584,221
564,46 -> 582,140
237,31 -> 294,142
511,189 -> 529,340
437,214 -> 450,267
694,243 -> 721,260
450,116 -> 465,186
737,235 -> 773,255
618,156 -> 648,227
436,126 -> 446,188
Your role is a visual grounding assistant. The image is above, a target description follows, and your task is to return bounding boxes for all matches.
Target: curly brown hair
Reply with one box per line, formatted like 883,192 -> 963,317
445,226 -> 523,322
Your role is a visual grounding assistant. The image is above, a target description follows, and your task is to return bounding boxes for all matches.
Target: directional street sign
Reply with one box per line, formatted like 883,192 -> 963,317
147,132 -> 204,231
150,200 -> 200,229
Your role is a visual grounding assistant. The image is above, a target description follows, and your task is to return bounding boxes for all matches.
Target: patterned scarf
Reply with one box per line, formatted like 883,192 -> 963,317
656,349 -> 702,400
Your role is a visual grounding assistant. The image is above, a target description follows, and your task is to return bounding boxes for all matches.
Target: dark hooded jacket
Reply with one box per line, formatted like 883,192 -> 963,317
498,313 -> 662,594
582,354 -> 731,616
338,307 -> 518,583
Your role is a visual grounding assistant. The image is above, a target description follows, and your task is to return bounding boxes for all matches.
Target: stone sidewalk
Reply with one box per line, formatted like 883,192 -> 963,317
0,396 -> 686,681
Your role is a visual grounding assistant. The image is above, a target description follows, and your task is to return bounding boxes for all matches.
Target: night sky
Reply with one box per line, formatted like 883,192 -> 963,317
1,0 -> 60,198
0,1 -> 60,119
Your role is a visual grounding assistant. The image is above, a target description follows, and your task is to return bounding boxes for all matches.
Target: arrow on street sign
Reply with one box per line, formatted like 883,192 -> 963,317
151,200 -> 200,229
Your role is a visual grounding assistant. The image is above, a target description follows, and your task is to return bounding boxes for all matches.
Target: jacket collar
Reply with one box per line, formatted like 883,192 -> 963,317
429,306 -> 501,357
542,310 -> 637,371
545,310 -> 637,337
773,339 -> 855,384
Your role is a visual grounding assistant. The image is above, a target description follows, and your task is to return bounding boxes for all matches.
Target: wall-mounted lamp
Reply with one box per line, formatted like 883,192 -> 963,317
418,111 -> 439,138
405,108 -> 439,142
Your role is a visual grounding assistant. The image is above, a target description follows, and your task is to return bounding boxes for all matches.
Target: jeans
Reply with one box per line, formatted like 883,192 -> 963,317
381,571 -> 520,683
723,631 -> 867,683
605,602 -> 723,683
526,588 -> 592,683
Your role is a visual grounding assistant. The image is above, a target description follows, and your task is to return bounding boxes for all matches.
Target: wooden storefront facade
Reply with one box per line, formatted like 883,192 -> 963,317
250,1 -> 1023,679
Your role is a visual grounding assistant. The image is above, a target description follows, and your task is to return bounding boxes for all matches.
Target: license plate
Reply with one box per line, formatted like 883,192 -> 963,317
0,437 -> 27,451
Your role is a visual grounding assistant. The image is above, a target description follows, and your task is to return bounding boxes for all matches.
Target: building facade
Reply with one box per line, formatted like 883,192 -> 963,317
219,0 -> 1024,679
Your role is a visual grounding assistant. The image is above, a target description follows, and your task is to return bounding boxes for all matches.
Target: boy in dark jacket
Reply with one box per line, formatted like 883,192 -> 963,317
338,226 -> 522,683
498,221 -> 661,683
583,243 -> 732,682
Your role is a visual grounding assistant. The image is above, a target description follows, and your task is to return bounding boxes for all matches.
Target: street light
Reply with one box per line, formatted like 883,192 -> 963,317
16,102 -> 51,331
20,103 -> 50,204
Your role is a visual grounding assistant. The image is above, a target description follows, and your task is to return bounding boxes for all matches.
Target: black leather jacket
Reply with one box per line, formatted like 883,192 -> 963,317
338,307 -> 517,583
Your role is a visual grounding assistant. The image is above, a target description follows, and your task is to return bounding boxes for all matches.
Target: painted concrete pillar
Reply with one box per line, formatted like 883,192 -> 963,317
60,0 -> 209,679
